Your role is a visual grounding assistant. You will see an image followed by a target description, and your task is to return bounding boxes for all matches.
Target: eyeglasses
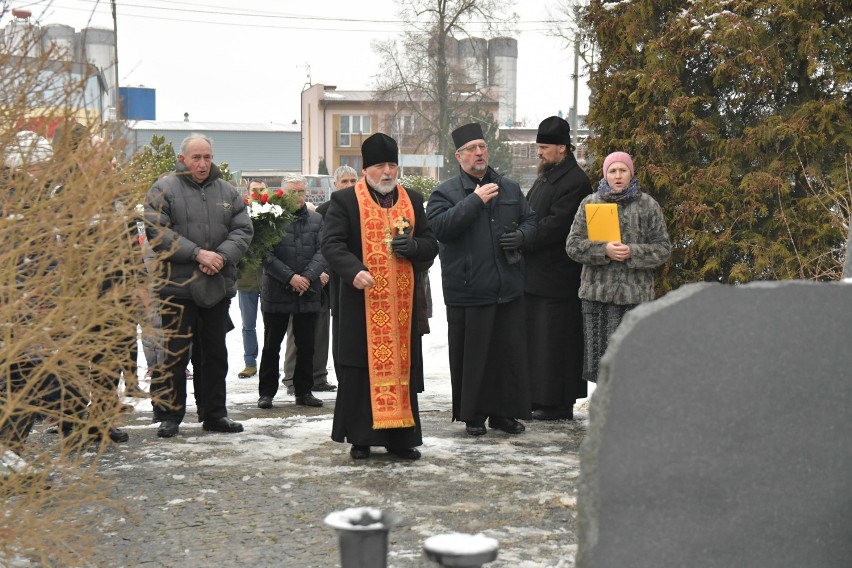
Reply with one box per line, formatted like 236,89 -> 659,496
459,143 -> 488,153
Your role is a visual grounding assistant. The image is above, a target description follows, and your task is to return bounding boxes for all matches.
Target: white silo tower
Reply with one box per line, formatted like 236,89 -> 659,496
42,23 -> 76,61
457,37 -> 488,90
4,9 -> 42,58
80,27 -> 117,107
443,35 -> 465,85
488,37 -> 518,126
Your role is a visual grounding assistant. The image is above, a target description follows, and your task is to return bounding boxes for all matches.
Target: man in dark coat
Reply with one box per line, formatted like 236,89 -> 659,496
322,133 -> 438,460
145,134 -> 253,438
257,174 -> 326,409
426,122 -> 537,436
523,116 -> 592,420
281,165 -> 358,394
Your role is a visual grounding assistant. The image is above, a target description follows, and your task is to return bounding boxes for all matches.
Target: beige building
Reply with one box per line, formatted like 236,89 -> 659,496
301,83 -> 499,179
501,118 -> 591,189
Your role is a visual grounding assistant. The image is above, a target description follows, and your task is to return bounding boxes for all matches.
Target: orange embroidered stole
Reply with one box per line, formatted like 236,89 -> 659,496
355,181 -> 416,429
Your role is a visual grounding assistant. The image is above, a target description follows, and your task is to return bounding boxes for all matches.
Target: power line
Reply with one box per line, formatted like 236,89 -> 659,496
19,0 -> 563,33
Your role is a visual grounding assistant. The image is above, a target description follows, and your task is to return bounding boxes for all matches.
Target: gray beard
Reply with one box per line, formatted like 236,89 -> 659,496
370,178 -> 398,195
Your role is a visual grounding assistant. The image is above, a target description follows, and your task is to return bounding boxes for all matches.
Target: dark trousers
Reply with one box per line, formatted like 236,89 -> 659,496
152,298 -> 231,424
258,311 -> 318,398
89,318 -> 138,421
446,300 -> 532,422
0,360 -> 86,451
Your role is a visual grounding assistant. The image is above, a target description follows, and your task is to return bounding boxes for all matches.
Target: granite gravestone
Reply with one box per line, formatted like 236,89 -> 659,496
576,281 -> 852,568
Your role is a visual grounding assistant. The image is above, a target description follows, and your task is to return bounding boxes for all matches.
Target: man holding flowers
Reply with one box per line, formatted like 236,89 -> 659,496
235,180 -> 272,380
256,174 -> 327,409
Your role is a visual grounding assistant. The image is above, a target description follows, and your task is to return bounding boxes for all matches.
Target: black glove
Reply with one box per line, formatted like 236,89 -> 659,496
499,230 -> 524,251
391,234 -> 418,258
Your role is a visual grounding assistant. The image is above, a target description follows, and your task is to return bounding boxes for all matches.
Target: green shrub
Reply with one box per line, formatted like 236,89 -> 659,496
400,175 -> 439,201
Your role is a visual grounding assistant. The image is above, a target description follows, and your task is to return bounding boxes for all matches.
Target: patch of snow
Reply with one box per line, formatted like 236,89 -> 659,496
324,506 -> 394,530
423,532 -> 499,555
603,0 -> 632,11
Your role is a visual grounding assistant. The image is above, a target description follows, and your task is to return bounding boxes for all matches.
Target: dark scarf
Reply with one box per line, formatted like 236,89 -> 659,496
462,166 -> 497,187
597,177 -> 642,203
368,186 -> 397,208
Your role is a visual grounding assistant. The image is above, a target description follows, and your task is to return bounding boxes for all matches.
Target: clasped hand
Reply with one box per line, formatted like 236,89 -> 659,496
605,242 -> 631,262
289,274 -> 310,295
197,249 -> 224,275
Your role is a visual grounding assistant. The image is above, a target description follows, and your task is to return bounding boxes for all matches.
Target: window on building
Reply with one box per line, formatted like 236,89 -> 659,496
390,115 -> 414,139
340,155 -> 362,171
339,115 -> 372,147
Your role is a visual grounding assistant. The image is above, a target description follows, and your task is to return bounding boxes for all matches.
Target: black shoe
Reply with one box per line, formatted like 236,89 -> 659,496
64,425 -> 129,445
285,385 -> 295,395
257,396 -> 274,409
386,447 -> 421,460
295,393 -> 323,407
312,383 -> 337,392
488,416 -> 525,434
157,420 -> 180,438
465,421 -> 487,436
202,417 -> 244,433
531,407 -> 573,421
108,427 -> 130,443
350,445 -> 371,459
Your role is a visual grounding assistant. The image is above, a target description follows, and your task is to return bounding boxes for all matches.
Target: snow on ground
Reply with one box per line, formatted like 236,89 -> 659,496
103,261 -> 593,567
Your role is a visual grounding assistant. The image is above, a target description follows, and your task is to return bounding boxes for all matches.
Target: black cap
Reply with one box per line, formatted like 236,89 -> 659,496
536,116 -> 571,146
451,123 -> 485,150
361,133 -> 398,168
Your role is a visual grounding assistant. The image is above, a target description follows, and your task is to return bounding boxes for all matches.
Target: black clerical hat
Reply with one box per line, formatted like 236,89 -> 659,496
451,123 -> 485,150
536,116 -> 571,145
361,133 -> 398,168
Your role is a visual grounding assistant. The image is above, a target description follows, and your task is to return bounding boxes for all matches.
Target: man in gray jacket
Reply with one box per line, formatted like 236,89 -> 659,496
145,134 -> 253,438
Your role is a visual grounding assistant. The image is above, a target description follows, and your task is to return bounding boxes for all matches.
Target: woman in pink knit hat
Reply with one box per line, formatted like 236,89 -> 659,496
565,152 -> 671,383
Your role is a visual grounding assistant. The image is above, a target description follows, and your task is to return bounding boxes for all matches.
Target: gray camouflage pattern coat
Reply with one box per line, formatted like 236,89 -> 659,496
566,192 -> 671,305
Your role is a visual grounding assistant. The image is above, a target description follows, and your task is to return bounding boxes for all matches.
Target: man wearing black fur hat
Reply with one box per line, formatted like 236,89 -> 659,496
322,133 -> 438,460
426,122 -> 537,436
523,116 -> 592,421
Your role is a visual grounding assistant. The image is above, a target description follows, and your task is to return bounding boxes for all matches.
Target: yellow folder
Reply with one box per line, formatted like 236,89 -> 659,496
585,203 -> 621,242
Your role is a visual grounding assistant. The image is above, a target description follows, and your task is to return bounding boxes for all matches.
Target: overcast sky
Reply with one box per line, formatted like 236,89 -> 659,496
13,0 -> 592,126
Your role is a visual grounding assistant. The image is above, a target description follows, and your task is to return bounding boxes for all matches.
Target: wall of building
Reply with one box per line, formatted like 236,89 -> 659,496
123,121 -> 300,172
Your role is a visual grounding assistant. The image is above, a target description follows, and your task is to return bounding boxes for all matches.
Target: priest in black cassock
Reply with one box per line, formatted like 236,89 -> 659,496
522,116 -> 592,420
321,133 -> 438,460
426,122 -> 537,437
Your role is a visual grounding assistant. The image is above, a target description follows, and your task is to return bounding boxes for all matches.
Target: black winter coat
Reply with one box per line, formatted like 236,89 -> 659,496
426,166 -> 536,306
261,205 -> 326,314
523,154 -> 592,298
322,186 -> 438,369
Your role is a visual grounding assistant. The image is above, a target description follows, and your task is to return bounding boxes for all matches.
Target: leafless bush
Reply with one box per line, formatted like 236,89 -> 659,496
1,33 -> 154,564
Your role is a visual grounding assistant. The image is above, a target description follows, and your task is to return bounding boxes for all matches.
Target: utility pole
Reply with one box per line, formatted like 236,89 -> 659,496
571,36 -> 580,142
111,0 -> 120,122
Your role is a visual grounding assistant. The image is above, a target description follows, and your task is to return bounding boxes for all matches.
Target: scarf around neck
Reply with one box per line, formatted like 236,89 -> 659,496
598,176 -> 642,203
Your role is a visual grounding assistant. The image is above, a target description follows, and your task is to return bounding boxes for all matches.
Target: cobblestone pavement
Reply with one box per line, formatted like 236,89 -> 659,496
87,374 -> 589,568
